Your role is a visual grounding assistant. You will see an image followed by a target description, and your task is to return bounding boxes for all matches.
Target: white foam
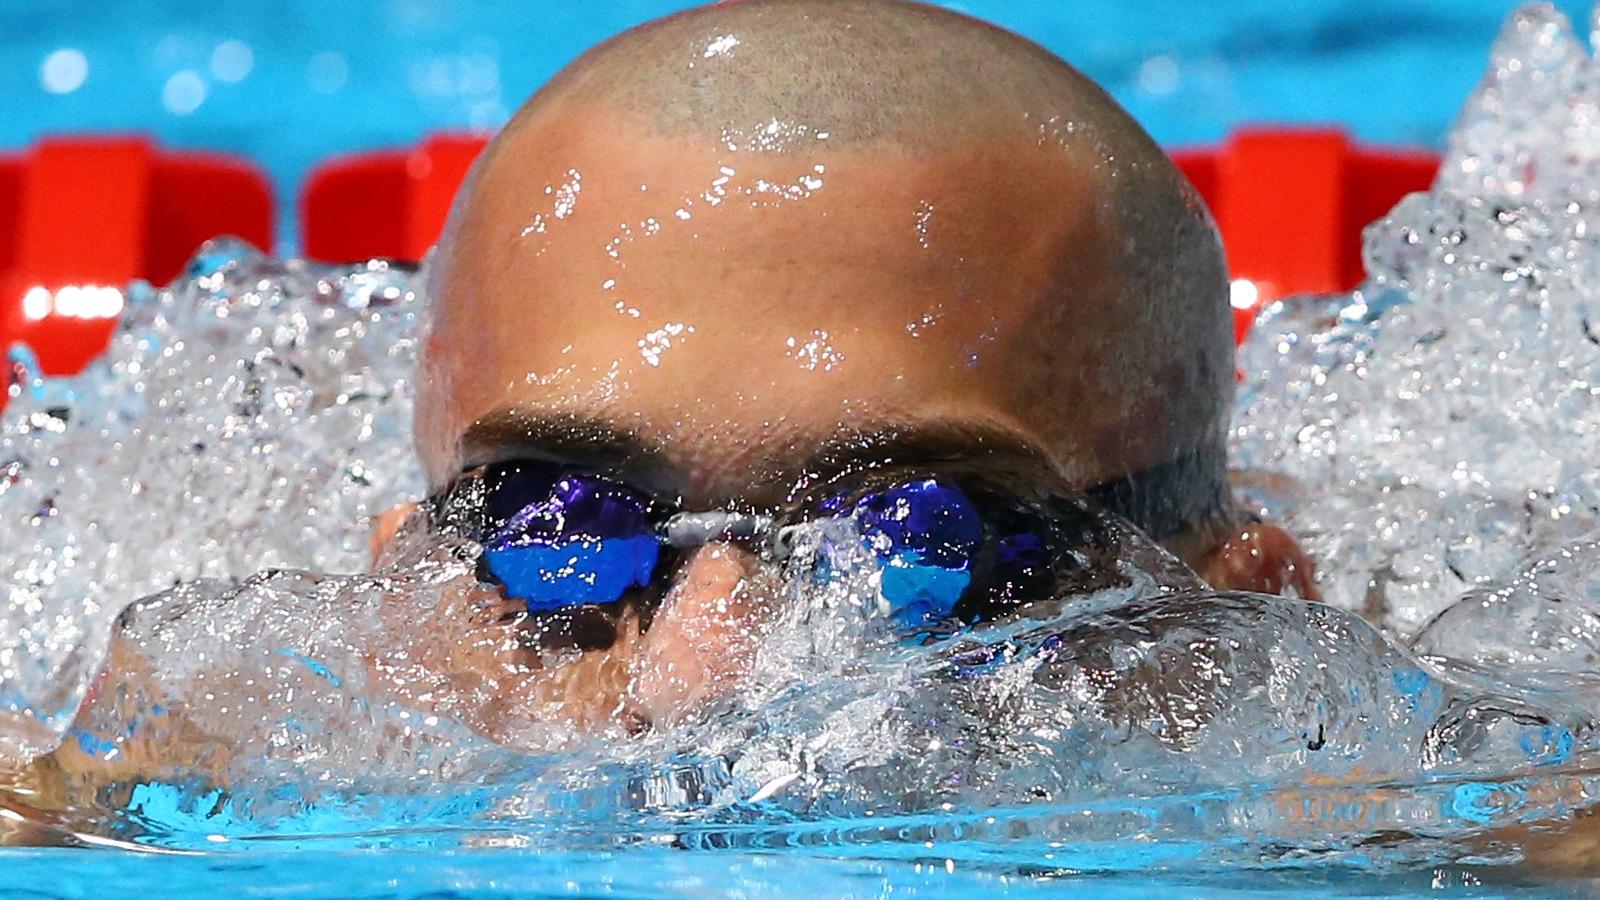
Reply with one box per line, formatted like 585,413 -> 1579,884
0,243 -> 424,736
1234,2 -> 1600,637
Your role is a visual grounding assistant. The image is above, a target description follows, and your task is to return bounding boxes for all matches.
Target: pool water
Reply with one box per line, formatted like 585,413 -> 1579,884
10,2 -> 1600,899
4,846 -> 1569,898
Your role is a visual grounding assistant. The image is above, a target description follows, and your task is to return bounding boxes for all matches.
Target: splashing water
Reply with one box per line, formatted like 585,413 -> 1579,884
8,2 -> 1600,882
1233,2 -> 1600,639
0,252 -> 424,748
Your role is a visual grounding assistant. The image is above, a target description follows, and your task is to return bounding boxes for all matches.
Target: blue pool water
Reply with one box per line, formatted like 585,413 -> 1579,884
2,846 -> 1568,899
0,0 -> 1589,248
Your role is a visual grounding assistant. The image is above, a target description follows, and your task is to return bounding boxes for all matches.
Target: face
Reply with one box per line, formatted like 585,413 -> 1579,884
391,99 -> 1254,747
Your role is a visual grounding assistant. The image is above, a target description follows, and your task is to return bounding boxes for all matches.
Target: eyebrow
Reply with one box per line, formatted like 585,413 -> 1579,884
462,410 -> 1058,493
456,411 -> 1226,539
461,410 -> 668,471
800,422 -> 1063,496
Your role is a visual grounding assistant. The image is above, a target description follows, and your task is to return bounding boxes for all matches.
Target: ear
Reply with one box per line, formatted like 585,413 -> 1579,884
369,501 -> 418,567
1194,521 -> 1320,600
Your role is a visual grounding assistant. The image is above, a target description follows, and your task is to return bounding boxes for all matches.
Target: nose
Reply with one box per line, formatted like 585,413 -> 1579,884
628,540 -> 778,726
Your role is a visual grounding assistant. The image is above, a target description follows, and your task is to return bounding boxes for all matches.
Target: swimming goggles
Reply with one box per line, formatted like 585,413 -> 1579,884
427,460 -> 1134,639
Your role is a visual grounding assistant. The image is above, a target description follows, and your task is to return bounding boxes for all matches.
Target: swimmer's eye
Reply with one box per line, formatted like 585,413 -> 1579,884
843,478 -> 1120,630
454,462 -> 663,614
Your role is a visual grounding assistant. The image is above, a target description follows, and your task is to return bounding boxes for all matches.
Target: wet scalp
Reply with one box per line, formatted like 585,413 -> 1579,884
496,0 -> 1232,433
529,0 -> 1137,153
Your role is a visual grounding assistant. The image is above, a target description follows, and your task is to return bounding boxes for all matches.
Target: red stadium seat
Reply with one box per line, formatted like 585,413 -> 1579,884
1170,128 -> 1439,342
0,137 -> 273,411
301,133 -> 488,265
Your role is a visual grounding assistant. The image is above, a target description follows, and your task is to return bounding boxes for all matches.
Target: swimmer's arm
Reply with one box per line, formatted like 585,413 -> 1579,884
0,629 -> 240,836
1477,807 -> 1600,877
1253,764 -> 1600,874
0,744 -> 74,846
1,752 -> 195,850
0,706 -> 78,843
370,502 -> 416,566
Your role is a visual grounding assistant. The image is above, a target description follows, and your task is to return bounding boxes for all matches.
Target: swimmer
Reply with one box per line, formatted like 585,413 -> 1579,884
383,0 -> 1320,738
2,0 -> 1315,840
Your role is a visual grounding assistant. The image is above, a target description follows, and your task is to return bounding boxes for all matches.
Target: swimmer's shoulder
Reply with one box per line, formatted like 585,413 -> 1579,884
0,747 -> 62,847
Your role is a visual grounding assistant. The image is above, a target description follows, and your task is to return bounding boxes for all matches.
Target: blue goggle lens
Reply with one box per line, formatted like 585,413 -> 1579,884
480,469 -> 660,613
853,479 -> 985,627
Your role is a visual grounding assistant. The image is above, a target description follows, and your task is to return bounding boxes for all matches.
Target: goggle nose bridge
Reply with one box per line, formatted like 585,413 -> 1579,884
660,510 -> 806,560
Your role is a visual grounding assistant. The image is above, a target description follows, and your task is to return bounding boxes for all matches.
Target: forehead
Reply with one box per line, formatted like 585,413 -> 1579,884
417,109 -> 1218,501
437,109 -> 1103,327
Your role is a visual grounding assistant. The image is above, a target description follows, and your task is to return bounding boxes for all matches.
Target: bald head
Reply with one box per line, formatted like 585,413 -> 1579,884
550,0 -> 1132,151
421,0 -> 1231,540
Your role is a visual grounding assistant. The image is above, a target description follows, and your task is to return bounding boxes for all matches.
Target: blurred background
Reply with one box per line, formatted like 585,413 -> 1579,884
3,0 -> 1592,248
